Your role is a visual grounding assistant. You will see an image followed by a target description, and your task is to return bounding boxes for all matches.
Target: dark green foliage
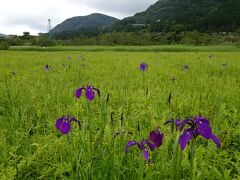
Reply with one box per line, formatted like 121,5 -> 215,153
3,31 -> 239,47
7,36 -> 24,46
0,38 -> 9,50
205,0 -> 240,32
111,0 -> 240,33
36,35 -> 56,47
22,32 -> 31,40
51,28 -> 102,40
52,32 -> 240,46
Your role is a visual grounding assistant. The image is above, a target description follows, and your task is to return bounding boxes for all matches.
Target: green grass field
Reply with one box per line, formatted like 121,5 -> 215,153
9,45 -> 240,52
0,49 -> 240,179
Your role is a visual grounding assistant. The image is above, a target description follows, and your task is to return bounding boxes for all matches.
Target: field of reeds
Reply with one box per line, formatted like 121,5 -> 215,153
0,49 -> 240,179
9,45 -> 240,52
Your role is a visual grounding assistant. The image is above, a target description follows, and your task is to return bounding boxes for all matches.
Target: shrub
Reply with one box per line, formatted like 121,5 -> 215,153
0,39 -> 10,50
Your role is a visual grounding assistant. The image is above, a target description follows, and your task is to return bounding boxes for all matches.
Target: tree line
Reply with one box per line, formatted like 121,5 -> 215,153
1,30 -> 240,50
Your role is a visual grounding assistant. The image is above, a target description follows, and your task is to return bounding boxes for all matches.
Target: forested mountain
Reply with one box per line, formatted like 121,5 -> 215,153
204,0 -> 240,32
112,0 -> 240,32
49,13 -> 119,39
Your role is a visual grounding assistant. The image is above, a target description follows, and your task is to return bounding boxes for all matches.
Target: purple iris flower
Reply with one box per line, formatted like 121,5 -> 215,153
139,63 -> 148,71
165,116 -> 221,150
75,85 -> 100,101
125,129 -> 164,162
55,115 -> 80,134
44,64 -> 50,72
164,118 -> 184,131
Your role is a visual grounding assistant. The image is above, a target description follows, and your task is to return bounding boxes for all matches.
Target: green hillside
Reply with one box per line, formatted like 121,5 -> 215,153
49,13 -> 119,38
205,0 -> 240,32
113,0 -> 240,32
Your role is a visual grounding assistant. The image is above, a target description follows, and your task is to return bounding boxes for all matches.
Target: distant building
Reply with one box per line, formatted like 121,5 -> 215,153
210,32 -> 231,35
131,24 -> 146,27
157,32 -> 166,35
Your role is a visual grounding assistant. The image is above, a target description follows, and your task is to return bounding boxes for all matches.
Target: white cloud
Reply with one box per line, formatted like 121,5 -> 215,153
0,0 -> 158,35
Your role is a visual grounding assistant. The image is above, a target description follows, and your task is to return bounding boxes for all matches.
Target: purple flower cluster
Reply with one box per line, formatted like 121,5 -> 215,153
52,61 -> 222,169
75,85 -> 100,101
139,63 -> 148,71
125,128 -> 164,162
45,64 -> 50,72
55,115 -> 80,134
165,116 -> 221,150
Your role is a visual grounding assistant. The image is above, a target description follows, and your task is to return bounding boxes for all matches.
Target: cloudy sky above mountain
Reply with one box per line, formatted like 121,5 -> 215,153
0,0 -> 158,35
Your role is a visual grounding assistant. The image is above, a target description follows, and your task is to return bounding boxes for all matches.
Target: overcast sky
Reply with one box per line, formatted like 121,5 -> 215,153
0,0 -> 158,35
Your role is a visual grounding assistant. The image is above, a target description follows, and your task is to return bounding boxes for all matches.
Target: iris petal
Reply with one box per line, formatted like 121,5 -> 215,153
85,86 -> 95,101
195,118 -> 212,139
140,63 -> 148,71
179,129 -> 193,150
210,134 -> 221,147
145,141 -> 156,151
125,140 -> 138,152
93,87 -> 101,97
175,119 -> 182,126
149,130 -> 163,148
142,148 -> 150,162
55,118 -> 63,130
75,88 -> 83,98
59,121 -> 71,134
